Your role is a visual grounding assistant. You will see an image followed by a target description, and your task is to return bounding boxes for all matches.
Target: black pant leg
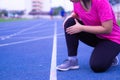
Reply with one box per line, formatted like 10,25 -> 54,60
64,17 -> 104,56
64,17 -> 79,56
90,40 -> 120,72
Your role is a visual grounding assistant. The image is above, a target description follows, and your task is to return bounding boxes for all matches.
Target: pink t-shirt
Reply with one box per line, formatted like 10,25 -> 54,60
73,0 -> 120,44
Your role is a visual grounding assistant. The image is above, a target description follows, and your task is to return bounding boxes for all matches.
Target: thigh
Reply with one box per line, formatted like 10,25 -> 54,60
90,40 -> 120,72
64,17 -> 103,47
78,32 -> 104,47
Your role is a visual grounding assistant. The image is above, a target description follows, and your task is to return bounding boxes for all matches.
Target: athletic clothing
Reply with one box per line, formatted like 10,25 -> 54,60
64,17 -> 120,72
73,0 -> 120,44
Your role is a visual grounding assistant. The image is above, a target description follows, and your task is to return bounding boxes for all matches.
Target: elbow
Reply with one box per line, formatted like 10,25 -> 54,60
102,25 -> 113,34
102,20 -> 113,34
104,28 -> 112,34
108,28 -> 112,33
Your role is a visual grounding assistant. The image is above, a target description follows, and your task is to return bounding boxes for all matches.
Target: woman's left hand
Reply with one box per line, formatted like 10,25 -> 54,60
66,19 -> 84,35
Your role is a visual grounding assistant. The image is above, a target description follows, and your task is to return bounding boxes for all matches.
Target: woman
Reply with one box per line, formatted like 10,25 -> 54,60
57,0 -> 120,73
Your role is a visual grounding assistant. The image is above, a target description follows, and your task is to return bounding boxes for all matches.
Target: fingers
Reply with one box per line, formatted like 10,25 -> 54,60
66,26 -> 73,34
66,19 -> 78,34
65,18 -> 83,34
66,26 -> 78,35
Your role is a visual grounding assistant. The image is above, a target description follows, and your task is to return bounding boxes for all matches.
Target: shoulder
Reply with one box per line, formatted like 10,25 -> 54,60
93,0 -> 111,8
93,0 -> 110,4
73,2 -> 81,9
93,0 -> 109,2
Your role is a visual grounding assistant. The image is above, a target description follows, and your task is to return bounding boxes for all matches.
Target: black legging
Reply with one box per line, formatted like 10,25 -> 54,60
64,17 -> 120,72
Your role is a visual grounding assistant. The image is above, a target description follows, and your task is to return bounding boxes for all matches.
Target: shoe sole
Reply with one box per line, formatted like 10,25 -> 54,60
112,57 -> 119,66
57,66 -> 79,71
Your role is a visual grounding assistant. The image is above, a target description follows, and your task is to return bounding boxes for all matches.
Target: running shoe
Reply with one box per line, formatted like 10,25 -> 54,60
57,59 -> 79,71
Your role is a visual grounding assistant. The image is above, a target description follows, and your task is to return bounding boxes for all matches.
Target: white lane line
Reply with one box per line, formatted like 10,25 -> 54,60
0,33 -> 63,47
17,28 -> 53,35
0,22 -> 48,40
0,35 -> 53,47
50,22 -> 57,80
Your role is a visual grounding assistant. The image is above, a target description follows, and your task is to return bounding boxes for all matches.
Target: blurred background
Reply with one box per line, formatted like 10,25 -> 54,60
0,0 -> 120,21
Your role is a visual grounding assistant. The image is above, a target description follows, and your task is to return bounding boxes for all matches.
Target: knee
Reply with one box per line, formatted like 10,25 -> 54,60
90,63 -> 109,73
64,17 -> 76,29
64,17 -> 84,29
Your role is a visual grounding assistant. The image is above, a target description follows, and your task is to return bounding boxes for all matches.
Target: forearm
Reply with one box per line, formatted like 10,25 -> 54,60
66,19 -> 112,35
66,16 -> 113,35
82,25 -> 112,34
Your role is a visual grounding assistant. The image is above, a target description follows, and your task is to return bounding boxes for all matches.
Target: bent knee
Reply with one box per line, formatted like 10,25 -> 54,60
64,17 -> 76,28
90,63 -> 109,73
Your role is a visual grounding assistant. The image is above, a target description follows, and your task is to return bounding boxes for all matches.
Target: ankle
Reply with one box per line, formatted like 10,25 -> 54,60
68,56 -> 77,61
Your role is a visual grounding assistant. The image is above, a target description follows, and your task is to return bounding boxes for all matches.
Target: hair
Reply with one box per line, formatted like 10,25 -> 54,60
82,0 -> 91,9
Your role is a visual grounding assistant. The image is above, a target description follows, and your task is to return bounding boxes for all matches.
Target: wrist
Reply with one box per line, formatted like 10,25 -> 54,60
78,24 -> 85,32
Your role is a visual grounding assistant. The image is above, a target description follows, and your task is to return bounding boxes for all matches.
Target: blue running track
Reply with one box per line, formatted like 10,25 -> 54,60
0,18 -> 120,80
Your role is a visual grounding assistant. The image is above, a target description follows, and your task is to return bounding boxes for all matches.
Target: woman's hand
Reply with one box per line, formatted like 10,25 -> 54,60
63,12 -> 78,27
66,19 -> 84,35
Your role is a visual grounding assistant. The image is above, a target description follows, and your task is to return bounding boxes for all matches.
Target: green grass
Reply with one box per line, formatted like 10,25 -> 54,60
0,18 -> 120,26
118,20 -> 120,26
0,18 -> 29,22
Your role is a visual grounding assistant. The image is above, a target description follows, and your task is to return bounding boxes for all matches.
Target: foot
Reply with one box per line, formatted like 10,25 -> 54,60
57,59 -> 79,71
112,56 -> 119,66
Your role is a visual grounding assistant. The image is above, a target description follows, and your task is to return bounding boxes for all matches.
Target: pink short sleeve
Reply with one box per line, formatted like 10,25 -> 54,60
96,0 -> 113,22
